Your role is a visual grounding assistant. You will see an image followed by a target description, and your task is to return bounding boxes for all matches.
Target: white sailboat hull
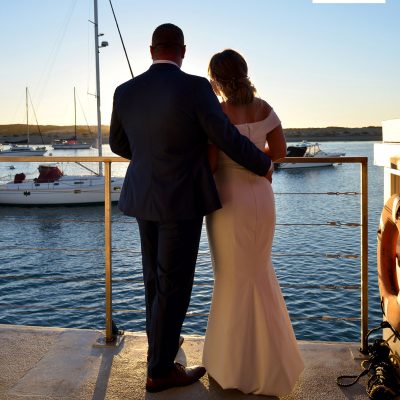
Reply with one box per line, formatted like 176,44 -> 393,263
276,160 -> 339,169
52,144 -> 91,150
0,149 -> 47,157
0,176 -> 124,205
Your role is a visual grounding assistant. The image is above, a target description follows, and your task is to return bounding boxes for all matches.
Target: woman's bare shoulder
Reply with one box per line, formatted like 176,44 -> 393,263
254,98 -> 273,119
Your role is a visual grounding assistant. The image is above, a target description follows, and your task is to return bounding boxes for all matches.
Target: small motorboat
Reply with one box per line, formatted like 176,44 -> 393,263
274,141 -> 345,169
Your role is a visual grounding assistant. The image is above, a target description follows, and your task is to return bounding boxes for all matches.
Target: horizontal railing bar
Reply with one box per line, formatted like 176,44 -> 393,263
187,283 -> 360,289
0,303 -> 361,321
0,246 -> 102,252
276,157 -> 367,164
183,313 -> 360,321
0,303 -> 103,311
290,316 -> 361,321
0,156 -> 129,163
273,253 -> 359,258
0,246 -> 359,259
0,217 -> 361,228
0,156 -> 367,164
276,253 -> 359,258
282,284 -> 360,290
0,275 -> 360,290
277,222 -> 360,227
0,275 -> 108,282
274,192 -> 360,195
1,218 -> 111,224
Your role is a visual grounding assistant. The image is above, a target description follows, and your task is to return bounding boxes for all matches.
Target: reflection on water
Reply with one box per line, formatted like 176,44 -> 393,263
0,142 -> 384,341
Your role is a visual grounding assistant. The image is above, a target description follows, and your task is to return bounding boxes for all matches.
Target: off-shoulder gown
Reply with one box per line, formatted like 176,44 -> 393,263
203,110 -> 304,396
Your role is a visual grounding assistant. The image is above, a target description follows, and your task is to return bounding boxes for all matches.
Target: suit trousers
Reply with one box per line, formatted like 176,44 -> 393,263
137,217 -> 203,378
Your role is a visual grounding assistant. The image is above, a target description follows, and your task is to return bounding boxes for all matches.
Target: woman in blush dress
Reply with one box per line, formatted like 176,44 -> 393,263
203,49 -> 304,396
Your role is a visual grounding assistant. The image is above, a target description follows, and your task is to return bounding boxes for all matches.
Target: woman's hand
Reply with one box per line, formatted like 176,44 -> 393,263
265,163 -> 274,183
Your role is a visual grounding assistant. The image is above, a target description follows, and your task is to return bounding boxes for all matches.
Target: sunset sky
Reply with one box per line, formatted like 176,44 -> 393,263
0,0 -> 398,128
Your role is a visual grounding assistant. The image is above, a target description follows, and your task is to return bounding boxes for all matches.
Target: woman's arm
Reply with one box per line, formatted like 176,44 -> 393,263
264,124 -> 286,162
208,143 -> 219,173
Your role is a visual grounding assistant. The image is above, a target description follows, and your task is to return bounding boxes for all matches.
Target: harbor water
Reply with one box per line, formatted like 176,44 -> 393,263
0,141 -> 383,341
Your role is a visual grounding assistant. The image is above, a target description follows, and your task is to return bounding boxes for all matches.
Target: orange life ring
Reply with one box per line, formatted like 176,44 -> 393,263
377,194 -> 400,331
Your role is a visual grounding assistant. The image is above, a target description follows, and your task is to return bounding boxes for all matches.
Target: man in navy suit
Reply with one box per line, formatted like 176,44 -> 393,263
110,23 -> 273,392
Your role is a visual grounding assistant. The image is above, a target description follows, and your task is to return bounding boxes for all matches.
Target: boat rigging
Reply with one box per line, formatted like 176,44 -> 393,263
0,0 -> 125,205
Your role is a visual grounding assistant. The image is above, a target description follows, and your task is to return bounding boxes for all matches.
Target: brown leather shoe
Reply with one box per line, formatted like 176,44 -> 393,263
145,362 -> 206,392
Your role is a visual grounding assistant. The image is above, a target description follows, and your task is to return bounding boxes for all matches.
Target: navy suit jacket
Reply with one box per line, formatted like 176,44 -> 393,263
109,63 -> 271,221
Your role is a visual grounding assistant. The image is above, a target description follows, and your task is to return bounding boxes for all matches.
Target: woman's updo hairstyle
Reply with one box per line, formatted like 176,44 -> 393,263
208,49 -> 256,105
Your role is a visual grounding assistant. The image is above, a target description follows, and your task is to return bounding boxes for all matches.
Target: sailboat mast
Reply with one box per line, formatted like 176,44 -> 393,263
74,87 -> 77,140
26,87 -> 29,145
94,0 -> 103,176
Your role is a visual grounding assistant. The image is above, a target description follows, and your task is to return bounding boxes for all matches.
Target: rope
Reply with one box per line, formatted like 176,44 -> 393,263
76,91 -> 93,137
33,0 -> 78,109
0,302 -> 362,322
0,216 -> 360,228
108,0 -> 134,78
291,316 -> 360,321
27,88 -> 45,145
274,191 -> 359,195
0,212 -> 360,228
277,222 -> 360,227
0,246 -> 358,259
336,321 -> 400,397
0,275 -> 360,291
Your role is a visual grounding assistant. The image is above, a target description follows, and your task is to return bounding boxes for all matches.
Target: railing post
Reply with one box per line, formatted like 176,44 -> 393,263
104,161 -> 113,342
360,159 -> 369,353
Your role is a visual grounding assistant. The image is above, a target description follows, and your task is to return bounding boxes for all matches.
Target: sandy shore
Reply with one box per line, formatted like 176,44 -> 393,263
0,124 -> 382,144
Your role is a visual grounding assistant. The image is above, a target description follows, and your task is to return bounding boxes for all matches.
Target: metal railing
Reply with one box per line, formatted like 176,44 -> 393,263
0,155 -> 369,351
277,156 -> 368,352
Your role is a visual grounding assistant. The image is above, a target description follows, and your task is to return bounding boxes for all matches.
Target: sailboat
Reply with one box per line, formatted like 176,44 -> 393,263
0,0 -> 124,205
52,87 -> 92,150
0,88 -> 47,157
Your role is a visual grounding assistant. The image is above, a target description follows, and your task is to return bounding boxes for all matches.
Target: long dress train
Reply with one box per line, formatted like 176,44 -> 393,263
203,110 -> 304,396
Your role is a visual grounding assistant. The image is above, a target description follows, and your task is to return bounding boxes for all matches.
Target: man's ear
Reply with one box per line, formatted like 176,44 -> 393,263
150,45 -> 155,59
181,45 -> 186,59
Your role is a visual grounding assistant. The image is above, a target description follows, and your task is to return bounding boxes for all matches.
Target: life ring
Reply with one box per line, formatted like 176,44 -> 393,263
377,194 -> 400,331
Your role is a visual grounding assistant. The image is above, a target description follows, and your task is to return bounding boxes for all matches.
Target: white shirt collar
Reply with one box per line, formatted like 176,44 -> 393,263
152,60 -> 180,68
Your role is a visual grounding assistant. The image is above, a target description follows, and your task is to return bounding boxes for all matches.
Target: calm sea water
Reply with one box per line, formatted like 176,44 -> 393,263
0,141 -> 384,342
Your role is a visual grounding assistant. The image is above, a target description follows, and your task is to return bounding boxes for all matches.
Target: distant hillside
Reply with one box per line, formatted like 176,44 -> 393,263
0,124 -> 104,145
0,124 -> 382,144
284,126 -> 382,142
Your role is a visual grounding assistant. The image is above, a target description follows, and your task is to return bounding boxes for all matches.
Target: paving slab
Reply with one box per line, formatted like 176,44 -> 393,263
0,324 -> 370,399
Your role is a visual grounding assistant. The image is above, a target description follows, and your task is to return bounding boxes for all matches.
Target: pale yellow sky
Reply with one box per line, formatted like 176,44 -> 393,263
1,0 -> 398,128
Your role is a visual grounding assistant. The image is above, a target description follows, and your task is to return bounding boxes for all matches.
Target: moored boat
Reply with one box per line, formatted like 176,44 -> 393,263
0,88 -> 47,157
52,138 -> 91,150
51,88 -> 93,150
274,141 -> 345,169
0,143 -> 47,157
0,3 -> 123,206
0,164 -> 123,205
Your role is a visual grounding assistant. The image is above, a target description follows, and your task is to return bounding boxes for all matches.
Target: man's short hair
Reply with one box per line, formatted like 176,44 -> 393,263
151,23 -> 184,49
